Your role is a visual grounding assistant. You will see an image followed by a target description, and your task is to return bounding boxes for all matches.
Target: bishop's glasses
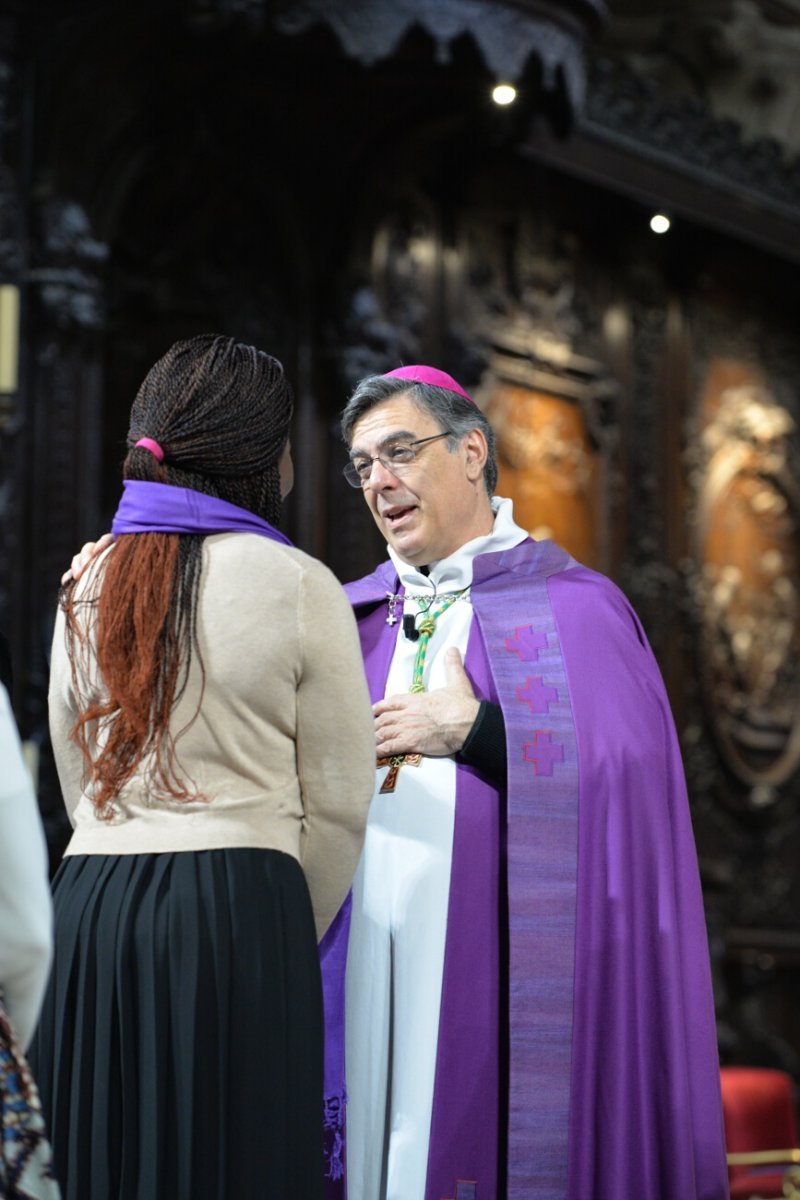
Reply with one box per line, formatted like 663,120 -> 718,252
343,431 -> 453,488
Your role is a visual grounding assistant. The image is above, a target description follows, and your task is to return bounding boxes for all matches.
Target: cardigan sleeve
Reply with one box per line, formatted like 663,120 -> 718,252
0,684 -> 53,1049
295,560 -> 375,941
47,552 -> 115,827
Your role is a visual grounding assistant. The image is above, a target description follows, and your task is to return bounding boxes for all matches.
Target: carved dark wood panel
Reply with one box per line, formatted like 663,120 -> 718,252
585,57 -> 800,218
680,252 -> 800,1075
333,162 -> 643,585
692,368 -> 800,788
18,197 -> 108,859
0,18 -> 25,696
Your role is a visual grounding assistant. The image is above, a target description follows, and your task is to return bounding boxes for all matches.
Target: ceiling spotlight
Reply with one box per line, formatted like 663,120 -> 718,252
492,84 -> 517,106
650,213 -> 671,234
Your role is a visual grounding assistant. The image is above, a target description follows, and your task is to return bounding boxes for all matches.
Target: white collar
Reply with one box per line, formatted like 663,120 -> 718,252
388,496 -> 528,595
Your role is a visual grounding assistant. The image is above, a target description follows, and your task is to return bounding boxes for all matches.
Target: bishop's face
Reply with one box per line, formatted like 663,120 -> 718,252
348,394 -> 494,567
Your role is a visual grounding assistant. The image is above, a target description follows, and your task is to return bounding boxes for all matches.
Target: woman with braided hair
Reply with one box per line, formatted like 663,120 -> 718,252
31,335 -> 375,1200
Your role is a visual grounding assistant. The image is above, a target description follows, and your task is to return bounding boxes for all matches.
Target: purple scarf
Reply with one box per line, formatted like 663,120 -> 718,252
111,479 -> 292,543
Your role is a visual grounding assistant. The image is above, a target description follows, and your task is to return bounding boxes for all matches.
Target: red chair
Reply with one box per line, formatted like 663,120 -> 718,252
720,1067 -> 800,1199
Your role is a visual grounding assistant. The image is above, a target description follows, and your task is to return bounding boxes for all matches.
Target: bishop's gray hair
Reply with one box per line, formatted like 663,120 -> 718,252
341,374 -> 498,496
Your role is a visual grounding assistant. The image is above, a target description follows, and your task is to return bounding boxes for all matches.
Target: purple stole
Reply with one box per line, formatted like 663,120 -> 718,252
330,539 -> 729,1200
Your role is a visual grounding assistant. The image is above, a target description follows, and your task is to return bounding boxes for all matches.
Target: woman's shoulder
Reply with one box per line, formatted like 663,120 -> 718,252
203,534 -> 347,596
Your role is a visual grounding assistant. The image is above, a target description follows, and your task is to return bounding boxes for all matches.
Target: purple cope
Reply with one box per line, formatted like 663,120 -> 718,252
322,537 -> 729,1200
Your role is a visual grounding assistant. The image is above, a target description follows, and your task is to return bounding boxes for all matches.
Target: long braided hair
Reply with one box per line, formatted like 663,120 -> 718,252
62,335 -> 293,817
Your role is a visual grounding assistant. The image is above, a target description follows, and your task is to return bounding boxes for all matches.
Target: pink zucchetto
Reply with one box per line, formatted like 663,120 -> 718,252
382,364 -> 474,404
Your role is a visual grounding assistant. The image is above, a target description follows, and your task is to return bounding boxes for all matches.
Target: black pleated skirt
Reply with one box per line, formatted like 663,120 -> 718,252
30,848 -> 323,1200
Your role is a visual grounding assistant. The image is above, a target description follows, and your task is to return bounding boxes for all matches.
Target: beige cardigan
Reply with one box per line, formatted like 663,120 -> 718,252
48,533 -> 375,940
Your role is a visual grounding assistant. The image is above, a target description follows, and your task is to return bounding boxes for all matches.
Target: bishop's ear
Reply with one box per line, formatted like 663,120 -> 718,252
463,427 -> 488,479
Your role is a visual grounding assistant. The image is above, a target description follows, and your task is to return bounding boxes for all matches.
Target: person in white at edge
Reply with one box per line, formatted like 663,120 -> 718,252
342,370 -> 525,1200
0,682 -> 52,1050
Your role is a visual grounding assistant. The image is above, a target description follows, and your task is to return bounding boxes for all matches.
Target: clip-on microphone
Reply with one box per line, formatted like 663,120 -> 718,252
403,613 -> 420,642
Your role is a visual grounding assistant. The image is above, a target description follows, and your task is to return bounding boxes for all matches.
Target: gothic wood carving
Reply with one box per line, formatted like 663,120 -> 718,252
480,336 -> 617,572
690,363 -> 800,791
335,182 -> 620,577
0,25 -> 23,687
607,0 -> 800,156
584,57 -> 800,221
24,197 -> 109,856
214,0 -> 608,123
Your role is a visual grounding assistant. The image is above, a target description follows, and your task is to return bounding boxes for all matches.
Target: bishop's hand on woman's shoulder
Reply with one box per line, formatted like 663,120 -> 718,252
61,532 -> 115,585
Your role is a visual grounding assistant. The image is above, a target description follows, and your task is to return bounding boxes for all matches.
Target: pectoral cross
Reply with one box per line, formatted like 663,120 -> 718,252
376,753 -> 423,793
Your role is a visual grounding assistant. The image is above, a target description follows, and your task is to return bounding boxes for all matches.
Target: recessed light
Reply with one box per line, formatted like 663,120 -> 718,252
492,84 -> 517,106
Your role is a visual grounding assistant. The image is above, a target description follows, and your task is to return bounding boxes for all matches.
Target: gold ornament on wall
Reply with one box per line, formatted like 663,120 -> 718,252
692,367 -> 800,789
478,325 -> 617,571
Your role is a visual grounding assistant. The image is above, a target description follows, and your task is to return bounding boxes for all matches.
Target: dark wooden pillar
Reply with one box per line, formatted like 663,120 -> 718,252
23,196 -> 108,853
0,12 -> 25,696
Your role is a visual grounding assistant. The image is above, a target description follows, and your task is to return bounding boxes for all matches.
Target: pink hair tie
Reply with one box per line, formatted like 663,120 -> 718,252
135,437 -> 165,462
